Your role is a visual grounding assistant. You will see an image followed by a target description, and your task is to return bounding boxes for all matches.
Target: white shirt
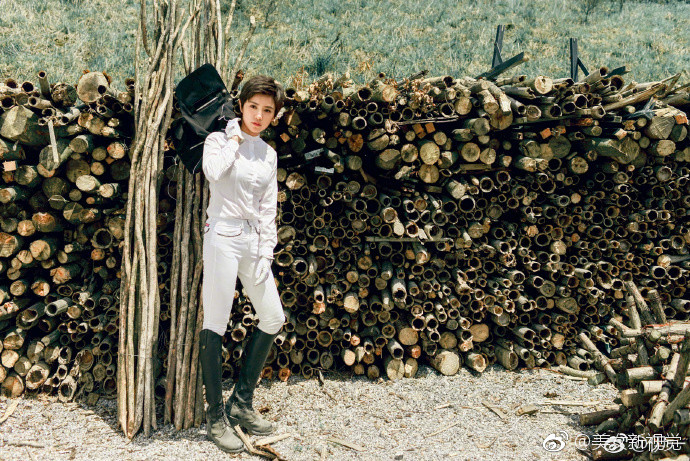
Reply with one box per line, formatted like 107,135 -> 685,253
202,130 -> 278,259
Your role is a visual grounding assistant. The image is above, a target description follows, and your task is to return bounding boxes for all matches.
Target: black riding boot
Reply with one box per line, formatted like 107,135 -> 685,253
226,328 -> 278,435
199,329 -> 244,453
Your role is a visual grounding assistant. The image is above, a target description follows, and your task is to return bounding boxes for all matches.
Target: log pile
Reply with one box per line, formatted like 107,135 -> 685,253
1,63 -> 689,435
215,68 -> 688,383
579,283 -> 690,460
0,71 -> 135,402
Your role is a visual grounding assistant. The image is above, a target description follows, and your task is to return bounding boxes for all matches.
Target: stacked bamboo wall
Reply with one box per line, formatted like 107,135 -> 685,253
240,69 -> 690,381
1,69 -> 689,448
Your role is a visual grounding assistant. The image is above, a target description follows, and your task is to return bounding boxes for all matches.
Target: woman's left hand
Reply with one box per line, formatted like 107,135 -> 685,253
254,257 -> 272,285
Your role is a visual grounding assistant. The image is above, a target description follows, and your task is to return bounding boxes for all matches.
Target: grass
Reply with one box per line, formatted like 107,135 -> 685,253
0,0 -> 139,85
0,0 -> 688,91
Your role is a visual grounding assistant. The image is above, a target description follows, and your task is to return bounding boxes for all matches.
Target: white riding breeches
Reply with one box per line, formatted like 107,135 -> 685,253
202,217 -> 286,336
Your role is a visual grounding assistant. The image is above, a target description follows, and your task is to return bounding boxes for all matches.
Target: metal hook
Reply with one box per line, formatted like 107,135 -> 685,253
217,100 -> 234,122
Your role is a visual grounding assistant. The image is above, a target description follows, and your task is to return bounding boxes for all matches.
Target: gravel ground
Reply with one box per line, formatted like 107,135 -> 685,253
0,365 -> 619,461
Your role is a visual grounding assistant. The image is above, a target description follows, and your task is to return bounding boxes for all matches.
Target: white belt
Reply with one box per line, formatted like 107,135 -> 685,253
208,217 -> 260,234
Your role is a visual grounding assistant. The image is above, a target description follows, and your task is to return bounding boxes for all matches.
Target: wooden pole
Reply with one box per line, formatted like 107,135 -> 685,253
118,0 -> 185,439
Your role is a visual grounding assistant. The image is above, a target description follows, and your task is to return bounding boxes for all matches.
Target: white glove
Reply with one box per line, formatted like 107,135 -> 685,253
254,257 -> 272,286
224,117 -> 245,143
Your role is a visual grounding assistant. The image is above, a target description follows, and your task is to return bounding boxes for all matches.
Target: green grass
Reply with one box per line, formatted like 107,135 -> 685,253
0,0 -> 139,85
0,0 -> 688,91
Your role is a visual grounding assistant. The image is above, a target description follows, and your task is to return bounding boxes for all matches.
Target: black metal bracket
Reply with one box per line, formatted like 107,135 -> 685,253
624,97 -> 657,120
570,38 -> 589,81
491,25 -> 505,68
477,25 -> 528,80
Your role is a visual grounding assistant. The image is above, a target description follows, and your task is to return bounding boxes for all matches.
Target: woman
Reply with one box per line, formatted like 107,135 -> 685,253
199,75 -> 286,453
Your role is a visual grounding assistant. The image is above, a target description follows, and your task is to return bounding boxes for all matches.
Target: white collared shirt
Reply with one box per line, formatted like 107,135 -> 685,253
202,130 -> 278,259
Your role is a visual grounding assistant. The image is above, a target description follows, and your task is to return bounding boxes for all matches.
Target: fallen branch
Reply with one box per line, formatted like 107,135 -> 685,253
426,421 -> 460,438
254,433 -> 293,446
538,400 -> 612,406
476,427 -> 515,449
233,425 -> 282,459
327,437 -> 365,452
25,447 -> 36,461
2,439 -> 47,448
482,400 -> 508,421
434,403 -> 454,410
0,399 -> 19,425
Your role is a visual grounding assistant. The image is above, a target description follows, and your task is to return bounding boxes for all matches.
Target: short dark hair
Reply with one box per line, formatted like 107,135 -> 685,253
239,75 -> 285,114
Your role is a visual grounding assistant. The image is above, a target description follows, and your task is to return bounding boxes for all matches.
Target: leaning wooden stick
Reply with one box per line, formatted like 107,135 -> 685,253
233,425 -> 281,459
623,281 -> 655,326
661,333 -> 690,426
578,332 -> 618,385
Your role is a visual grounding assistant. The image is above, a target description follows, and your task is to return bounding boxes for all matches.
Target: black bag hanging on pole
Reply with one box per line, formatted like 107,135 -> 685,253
171,63 -> 235,174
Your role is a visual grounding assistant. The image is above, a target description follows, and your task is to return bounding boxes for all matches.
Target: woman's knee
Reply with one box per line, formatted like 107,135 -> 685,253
257,311 -> 286,335
202,321 -> 228,336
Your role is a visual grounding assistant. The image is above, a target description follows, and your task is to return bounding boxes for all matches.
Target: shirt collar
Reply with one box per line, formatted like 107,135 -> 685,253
242,131 -> 262,143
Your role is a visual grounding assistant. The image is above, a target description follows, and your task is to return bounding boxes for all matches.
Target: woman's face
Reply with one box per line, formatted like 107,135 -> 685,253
239,93 -> 276,137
